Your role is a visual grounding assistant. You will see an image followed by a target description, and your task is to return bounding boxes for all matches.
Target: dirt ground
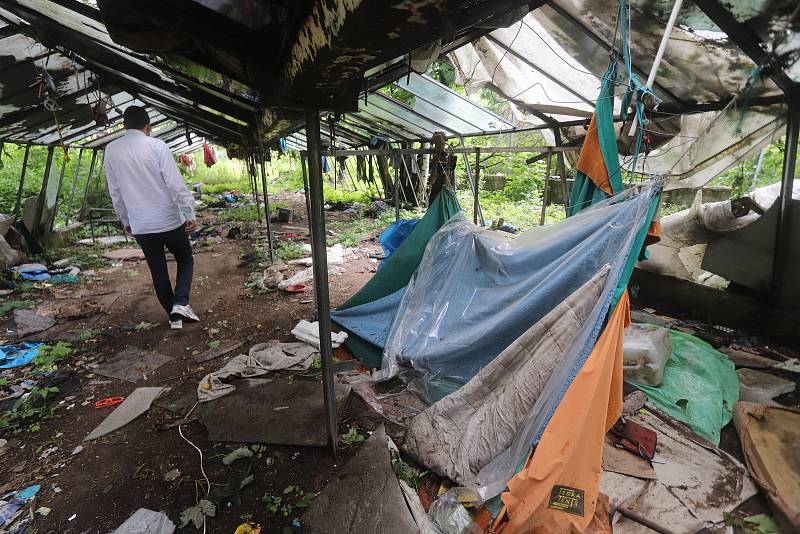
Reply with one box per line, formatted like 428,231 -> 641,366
0,193 -> 384,533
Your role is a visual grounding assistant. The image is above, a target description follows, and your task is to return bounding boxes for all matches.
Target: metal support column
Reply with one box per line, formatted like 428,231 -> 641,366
473,148 -> 481,225
770,104 -> 799,304
553,129 -> 570,216
65,147 -> 84,226
13,144 -> 31,217
394,151 -> 400,221
257,142 -> 275,262
33,146 -> 55,238
48,151 -> 69,232
250,155 -> 263,223
305,109 -> 338,457
79,149 -> 99,221
301,153 -> 313,240
540,149 -> 552,225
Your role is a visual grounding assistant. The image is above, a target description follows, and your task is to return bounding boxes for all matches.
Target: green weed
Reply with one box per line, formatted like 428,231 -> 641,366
390,450 -> 429,490
0,300 -> 32,318
261,486 -> 316,517
341,426 -> 366,445
0,386 -> 61,435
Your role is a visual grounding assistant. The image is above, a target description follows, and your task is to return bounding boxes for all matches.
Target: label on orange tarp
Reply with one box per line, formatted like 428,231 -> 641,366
547,485 -> 585,516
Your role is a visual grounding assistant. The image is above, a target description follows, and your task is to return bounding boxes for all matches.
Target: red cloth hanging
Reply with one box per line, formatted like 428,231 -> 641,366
203,142 -> 217,168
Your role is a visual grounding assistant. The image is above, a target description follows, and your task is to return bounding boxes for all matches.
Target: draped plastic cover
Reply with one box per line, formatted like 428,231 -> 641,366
379,183 -> 657,500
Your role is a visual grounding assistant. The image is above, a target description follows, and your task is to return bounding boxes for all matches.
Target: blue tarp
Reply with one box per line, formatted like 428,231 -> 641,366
0,342 -> 44,369
335,186 -> 659,397
379,219 -> 419,261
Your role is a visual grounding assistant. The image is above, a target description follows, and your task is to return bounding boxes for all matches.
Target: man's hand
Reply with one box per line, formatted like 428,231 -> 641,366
185,219 -> 198,233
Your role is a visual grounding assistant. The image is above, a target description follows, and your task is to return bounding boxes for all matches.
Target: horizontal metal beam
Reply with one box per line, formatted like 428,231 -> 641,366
303,145 -> 580,157
692,0 -> 799,99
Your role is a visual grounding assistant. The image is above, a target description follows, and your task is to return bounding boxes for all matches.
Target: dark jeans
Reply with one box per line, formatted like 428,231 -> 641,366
134,224 -> 193,316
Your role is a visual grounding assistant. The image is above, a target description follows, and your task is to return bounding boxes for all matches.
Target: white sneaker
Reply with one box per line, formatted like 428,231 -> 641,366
171,304 -> 199,323
170,319 -> 183,330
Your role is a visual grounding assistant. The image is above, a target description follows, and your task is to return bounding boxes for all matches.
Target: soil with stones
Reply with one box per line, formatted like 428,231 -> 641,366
0,193 -> 387,533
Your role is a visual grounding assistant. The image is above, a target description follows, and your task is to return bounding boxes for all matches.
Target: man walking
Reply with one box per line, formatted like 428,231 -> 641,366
104,106 -> 199,330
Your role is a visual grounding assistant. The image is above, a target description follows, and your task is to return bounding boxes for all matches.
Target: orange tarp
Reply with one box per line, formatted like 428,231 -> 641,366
576,114 -> 613,195
495,291 -> 630,534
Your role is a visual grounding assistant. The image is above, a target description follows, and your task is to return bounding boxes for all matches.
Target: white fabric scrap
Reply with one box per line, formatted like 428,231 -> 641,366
291,319 -> 347,350
197,342 -> 320,402
111,508 -> 176,534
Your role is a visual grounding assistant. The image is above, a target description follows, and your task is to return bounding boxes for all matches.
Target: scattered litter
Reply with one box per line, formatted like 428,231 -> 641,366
85,387 -> 164,441
13,263 -> 50,281
94,347 -> 172,382
774,358 -> 800,374
71,445 -> 83,456
68,513 -> 77,521
13,309 -> 56,337
103,247 -> 146,261
602,409 -> 756,533
291,320 -> 347,350
163,468 -> 181,482
35,506 -> 50,516
733,402 -> 800,530
78,235 -> 128,247
111,508 -> 176,534
197,342 -> 319,401
288,243 -> 346,267
95,396 -> 125,408
720,346 -> 779,369
0,484 -> 40,527
737,368 -> 795,404
222,447 -> 254,465
602,436 -> 657,480
278,265 -> 345,291
0,342 -> 44,369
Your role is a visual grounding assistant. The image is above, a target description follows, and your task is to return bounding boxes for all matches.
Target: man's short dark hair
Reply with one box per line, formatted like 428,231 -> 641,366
123,106 -> 150,130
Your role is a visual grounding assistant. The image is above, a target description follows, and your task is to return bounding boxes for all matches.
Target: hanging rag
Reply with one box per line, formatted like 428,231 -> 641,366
203,142 -> 217,168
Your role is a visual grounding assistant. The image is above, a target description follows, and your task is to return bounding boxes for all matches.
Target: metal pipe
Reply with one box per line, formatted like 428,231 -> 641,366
458,137 -> 484,225
399,150 -> 420,208
65,147 -> 85,226
473,148 -> 481,225
79,149 -> 98,221
257,142 -> 275,262
328,146 -> 580,157
394,151 -> 400,221
13,144 -> 30,217
646,0 -> 684,89
304,109 -> 338,457
540,149 -> 552,225
770,104 -> 799,304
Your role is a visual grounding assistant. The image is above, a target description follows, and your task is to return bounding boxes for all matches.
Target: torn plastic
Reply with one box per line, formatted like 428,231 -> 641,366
378,183 -> 657,502
428,494 -> 482,534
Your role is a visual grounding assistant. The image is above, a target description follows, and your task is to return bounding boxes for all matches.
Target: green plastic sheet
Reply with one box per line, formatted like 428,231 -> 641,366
633,329 -> 739,445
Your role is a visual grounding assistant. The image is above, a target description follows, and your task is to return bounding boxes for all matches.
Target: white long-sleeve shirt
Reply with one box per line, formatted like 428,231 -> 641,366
104,129 -> 196,235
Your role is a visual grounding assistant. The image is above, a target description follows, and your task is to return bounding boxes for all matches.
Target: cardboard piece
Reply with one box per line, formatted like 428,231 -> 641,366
86,387 -> 164,441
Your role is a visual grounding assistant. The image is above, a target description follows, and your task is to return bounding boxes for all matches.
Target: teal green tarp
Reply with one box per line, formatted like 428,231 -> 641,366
333,189 -> 461,367
633,329 -> 739,445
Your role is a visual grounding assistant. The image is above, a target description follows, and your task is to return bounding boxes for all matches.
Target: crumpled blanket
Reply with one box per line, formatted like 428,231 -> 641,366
404,268 -> 608,484
198,342 -> 319,402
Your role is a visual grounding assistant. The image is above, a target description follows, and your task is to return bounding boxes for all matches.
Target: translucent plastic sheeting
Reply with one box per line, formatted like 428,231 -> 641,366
381,184 -> 658,397
379,183 -> 657,502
